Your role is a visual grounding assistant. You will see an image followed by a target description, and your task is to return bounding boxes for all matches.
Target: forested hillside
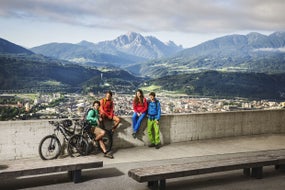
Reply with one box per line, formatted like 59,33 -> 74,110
148,71 -> 285,99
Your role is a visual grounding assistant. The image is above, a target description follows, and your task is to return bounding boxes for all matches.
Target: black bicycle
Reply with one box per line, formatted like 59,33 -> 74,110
67,120 -> 113,157
38,119 -> 88,160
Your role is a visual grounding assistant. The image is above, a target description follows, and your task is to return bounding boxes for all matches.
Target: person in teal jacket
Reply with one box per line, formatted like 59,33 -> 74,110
86,100 -> 113,158
147,92 -> 161,149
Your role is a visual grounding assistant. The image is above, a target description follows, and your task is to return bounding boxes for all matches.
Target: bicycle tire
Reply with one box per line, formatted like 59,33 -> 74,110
67,134 -> 89,157
38,135 -> 61,160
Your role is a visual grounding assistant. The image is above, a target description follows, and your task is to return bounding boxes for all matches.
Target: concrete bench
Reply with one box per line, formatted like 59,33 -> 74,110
0,156 -> 103,183
128,149 -> 285,190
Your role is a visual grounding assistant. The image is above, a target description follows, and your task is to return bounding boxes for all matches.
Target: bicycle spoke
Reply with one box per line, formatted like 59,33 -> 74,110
39,135 -> 61,160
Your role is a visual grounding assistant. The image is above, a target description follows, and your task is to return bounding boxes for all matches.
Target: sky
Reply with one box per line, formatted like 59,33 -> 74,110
0,0 -> 284,49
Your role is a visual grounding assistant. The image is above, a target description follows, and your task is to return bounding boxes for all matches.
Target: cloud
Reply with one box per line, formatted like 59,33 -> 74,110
0,0 -> 284,33
254,47 -> 285,52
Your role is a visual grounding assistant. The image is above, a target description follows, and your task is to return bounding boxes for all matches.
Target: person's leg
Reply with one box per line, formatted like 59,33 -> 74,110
98,140 -> 107,153
112,115 -> 120,131
147,119 -> 155,146
94,127 -> 105,141
100,114 -> 106,129
98,140 -> 113,158
91,127 -> 96,137
132,113 -> 138,132
95,127 -> 113,158
134,113 -> 146,133
153,121 -> 161,146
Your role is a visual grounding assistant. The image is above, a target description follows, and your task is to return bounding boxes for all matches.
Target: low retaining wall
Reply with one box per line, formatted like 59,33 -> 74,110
0,109 -> 284,160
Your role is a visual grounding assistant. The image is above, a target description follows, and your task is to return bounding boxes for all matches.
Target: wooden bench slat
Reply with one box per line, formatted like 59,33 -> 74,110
0,156 -> 103,180
129,156 -> 280,182
128,149 -> 285,184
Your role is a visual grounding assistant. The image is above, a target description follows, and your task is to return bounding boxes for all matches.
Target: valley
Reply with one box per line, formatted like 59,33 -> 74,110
1,31 -> 285,121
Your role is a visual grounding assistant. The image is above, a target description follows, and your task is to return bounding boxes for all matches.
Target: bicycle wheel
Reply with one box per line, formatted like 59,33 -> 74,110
38,135 -> 61,160
67,134 -> 89,157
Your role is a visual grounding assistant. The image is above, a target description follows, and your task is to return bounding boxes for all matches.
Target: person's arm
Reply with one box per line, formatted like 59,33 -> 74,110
94,110 -> 100,124
133,100 -> 138,113
100,99 -> 107,116
156,101 -> 161,121
146,100 -> 150,116
141,98 -> 148,113
110,100 -> 114,117
86,110 -> 97,125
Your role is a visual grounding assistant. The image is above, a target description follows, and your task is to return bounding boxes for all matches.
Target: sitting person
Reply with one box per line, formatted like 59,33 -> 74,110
86,100 -> 113,158
132,89 -> 147,138
100,91 -> 120,133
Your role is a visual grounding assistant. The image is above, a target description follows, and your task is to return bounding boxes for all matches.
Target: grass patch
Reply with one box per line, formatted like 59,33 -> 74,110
16,93 -> 38,100
141,85 -> 187,97
40,80 -> 62,86
141,85 -> 161,92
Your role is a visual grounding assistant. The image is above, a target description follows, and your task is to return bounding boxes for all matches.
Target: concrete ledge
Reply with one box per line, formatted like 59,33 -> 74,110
0,109 -> 285,160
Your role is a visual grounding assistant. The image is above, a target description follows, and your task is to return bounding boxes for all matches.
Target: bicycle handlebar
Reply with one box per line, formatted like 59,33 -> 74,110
48,120 -> 60,126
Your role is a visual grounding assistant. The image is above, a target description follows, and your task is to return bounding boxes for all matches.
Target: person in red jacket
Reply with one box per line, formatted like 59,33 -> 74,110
100,91 -> 120,133
132,89 -> 148,138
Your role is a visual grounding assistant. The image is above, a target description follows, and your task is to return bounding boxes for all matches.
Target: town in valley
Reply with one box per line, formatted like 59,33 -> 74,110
1,91 -> 284,121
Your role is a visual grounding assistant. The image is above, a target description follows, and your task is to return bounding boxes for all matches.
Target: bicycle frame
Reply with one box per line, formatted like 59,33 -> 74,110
49,120 -> 76,142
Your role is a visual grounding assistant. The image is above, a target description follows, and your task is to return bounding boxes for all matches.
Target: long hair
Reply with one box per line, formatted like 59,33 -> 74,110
134,89 -> 144,104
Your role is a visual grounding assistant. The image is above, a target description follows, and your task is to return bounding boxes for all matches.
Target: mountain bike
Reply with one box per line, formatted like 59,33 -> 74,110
67,120 -> 113,157
38,119 -> 88,160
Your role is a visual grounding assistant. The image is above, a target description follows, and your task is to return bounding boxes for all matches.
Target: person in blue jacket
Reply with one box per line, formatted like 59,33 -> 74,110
147,92 -> 161,149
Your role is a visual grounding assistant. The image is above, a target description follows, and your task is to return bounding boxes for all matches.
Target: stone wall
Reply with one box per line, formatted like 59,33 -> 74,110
0,109 -> 284,160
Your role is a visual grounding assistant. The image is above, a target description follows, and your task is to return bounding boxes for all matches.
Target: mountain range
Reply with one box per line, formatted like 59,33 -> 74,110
31,32 -> 183,68
134,32 -> 285,77
0,38 -> 34,55
0,37 -> 141,93
1,32 -> 285,99
30,31 -> 285,78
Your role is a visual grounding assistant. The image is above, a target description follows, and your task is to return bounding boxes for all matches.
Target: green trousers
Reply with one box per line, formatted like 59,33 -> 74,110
147,119 -> 160,145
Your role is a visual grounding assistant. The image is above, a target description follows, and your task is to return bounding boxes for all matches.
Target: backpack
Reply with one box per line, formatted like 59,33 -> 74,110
61,119 -> 73,128
147,99 -> 159,112
83,107 -> 94,122
82,107 -> 94,129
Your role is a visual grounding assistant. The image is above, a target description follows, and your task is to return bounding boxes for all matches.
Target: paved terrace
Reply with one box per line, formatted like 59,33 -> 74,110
0,110 -> 285,189
1,134 -> 285,190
